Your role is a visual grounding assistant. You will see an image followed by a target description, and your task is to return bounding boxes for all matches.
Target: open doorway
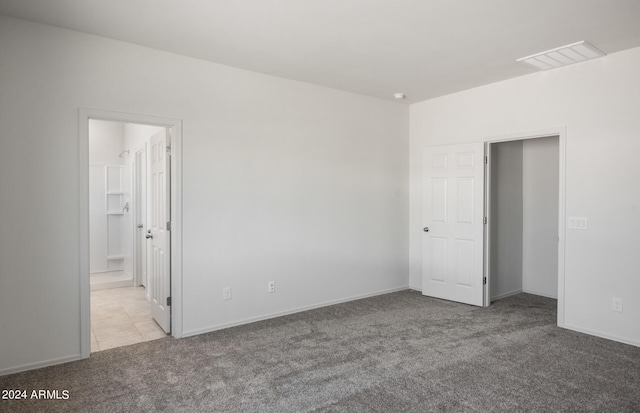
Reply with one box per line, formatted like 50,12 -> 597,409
88,120 -> 169,351
80,109 -> 182,358
485,134 -> 562,313
420,129 -> 565,324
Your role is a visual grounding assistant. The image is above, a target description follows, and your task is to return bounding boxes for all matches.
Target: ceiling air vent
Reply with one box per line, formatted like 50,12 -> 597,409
517,41 -> 605,70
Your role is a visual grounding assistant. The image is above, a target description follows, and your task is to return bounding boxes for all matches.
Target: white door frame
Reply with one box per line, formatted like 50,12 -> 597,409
483,126 -> 566,327
79,108 -> 183,358
132,142 -> 147,289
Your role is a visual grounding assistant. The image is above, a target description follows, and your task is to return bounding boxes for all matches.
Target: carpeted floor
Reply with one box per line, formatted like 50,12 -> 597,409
1,290 -> 639,412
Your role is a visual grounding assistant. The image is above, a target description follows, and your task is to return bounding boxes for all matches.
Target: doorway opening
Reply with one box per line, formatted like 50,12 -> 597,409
88,119 -> 168,351
484,130 -> 565,326
420,128 -> 566,326
79,109 -> 183,358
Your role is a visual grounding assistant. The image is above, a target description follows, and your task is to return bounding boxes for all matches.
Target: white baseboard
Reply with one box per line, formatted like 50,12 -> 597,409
522,288 -> 557,299
183,285 -> 410,338
3,287 -> 410,376
0,354 -> 82,377
90,279 -> 133,291
491,289 -> 523,301
563,323 -> 640,348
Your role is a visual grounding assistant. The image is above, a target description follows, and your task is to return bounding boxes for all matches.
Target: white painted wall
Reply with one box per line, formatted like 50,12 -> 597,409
490,141 -> 523,300
89,165 -> 108,273
120,161 -> 132,277
124,123 -> 163,152
410,46 -> 640,346
89,120 -> 124,166
89,120 -> 126,274
0,16 -> 408,374
522,136 -> 559,298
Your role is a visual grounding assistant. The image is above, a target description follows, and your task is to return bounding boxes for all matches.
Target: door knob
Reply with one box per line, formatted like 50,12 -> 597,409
146,230 -> 153,239
423,227 -> 429,232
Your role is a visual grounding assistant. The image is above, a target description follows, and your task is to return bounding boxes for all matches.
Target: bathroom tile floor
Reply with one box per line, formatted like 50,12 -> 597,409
91,286 -> 168,352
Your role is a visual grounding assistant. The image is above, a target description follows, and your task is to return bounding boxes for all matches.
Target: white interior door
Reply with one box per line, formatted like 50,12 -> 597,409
148,130 -> 171,333
422,143 -> 485,306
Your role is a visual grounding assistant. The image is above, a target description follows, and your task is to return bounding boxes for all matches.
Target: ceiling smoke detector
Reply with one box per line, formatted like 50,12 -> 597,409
517,41 -> 605,71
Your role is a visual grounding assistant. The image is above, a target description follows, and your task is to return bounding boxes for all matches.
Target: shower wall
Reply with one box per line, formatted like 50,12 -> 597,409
89,120 -> 132,275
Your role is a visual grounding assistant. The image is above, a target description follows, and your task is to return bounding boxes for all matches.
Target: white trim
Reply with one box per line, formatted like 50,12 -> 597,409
483,126 -> 567,328
491,289 -> 523,301
557,130 -> 567,328
170,122 -> 183,338
522,289 -> 557,300
0,354 -> 83,377
483,142 -> 491,307
564,324 -> 640,348
91,279 -> 134,291
79,109 -> 90,359
481,126 -> 566,144
182,285 -> 409,337
79,108 -> 184,360
131,142 -> 147,288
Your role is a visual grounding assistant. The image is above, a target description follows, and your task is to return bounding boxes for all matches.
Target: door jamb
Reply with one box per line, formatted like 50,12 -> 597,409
483,127 -> 566,328
483,142 -> 492,307
79,108 -> 183,359
132,142 -> 147,289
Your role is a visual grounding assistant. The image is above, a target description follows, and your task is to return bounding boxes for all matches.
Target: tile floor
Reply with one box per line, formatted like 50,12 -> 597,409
91,286 -> 168,352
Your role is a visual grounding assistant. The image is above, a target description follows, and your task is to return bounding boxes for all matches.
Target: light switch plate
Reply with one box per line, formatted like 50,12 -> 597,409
568,216 -> 588,230
613,297 -> 623,313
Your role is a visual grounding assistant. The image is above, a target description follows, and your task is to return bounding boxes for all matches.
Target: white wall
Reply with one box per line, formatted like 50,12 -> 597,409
490,141 -> 523,300
124,123 -> 163,152
89,165 -> 108,273
0,16 -> 409,374
410,46 -> 640,346
89,120 -> 124,166
89,120 -> 126,274
523,136 -> 559,298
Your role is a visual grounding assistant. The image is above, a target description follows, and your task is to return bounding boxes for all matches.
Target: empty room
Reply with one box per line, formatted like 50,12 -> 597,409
1,1 -> 639,412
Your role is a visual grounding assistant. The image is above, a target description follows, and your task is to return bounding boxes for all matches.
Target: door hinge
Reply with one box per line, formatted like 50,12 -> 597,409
166,297 -> 172,306
483,277 -> 487,285
483,217 -> 487,224
166,221 -> 171,231
484,156 -> 488,164
166,146 -> 172,156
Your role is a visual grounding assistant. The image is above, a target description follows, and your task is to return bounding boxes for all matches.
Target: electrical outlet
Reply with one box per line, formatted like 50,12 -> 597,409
612,297 -> 623,313
223,287 -> 232,301
268,281 -> 275,293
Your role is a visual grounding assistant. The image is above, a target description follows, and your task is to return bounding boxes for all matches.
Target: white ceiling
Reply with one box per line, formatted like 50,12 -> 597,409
1,0 -> 640,103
